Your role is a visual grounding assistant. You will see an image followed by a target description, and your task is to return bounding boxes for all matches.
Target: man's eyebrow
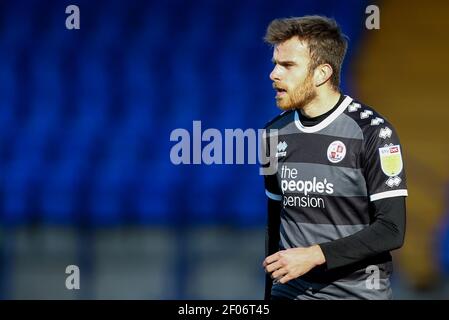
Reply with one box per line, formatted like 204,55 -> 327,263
271,58 -> 297,65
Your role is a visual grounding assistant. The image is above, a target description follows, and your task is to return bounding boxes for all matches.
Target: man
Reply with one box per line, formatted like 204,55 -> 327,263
261,16 -> 407,300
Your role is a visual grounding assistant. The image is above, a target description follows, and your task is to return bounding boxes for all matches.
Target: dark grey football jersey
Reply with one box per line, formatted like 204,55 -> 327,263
262,95 -> 407,300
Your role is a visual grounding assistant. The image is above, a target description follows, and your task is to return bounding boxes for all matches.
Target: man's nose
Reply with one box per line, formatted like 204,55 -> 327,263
270,66 -> 280,82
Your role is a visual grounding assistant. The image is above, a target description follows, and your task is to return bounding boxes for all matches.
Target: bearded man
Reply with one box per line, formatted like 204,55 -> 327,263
261,16 -> 408,300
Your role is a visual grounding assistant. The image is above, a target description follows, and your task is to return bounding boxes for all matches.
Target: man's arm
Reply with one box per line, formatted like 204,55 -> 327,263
319,196 -> 406,270
263,191 -> 406,284
260,126 -> 283,299
264,197 -> 281,300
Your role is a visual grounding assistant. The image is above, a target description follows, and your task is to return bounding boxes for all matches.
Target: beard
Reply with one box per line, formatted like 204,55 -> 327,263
275,74 -> 317,111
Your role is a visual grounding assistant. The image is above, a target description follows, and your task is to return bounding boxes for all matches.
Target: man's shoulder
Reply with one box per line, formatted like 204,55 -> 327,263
263,110 -> 295,131
343,98 -> 398,139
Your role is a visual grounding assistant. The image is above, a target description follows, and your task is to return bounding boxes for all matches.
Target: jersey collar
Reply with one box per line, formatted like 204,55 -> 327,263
294,95 -> 353,133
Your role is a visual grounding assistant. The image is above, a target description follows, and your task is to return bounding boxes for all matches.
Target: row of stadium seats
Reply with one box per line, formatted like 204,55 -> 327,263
0,0 -> 369,226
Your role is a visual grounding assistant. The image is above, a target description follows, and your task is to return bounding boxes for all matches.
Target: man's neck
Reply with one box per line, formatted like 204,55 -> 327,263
300,90 -> 342,119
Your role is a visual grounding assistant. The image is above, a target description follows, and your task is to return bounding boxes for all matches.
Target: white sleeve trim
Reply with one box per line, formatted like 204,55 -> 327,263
370,189 -> 408,201
265,190 -> 282,201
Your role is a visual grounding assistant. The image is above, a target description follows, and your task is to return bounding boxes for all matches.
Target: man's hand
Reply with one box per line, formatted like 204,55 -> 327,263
263,245 -> 326,284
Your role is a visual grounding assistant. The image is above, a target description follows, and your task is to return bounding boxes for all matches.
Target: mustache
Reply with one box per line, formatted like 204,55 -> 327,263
272,83 -> 287,91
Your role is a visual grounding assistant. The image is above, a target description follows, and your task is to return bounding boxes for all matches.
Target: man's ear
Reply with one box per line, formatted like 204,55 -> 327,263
313,64 -> 333,87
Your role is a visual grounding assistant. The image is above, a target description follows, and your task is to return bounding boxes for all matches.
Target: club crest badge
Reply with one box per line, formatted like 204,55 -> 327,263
327,140 -> 346,163
379,145 -> 403,177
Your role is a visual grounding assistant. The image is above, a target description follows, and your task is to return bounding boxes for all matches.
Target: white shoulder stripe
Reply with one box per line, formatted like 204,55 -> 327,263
370,189 -> 408,201
265,190 -> 282,201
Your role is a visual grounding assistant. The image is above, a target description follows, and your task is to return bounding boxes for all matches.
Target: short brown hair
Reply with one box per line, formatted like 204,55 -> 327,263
264,16 -> 348,89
